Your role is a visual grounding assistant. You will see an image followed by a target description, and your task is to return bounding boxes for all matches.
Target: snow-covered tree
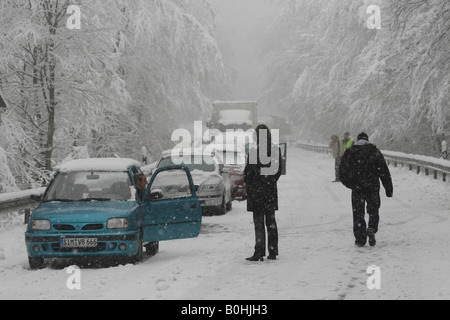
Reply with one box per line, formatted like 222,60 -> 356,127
0,0 -> 131,174
261,0 -> 450,155
0,146 -> 17,193
0,0 -> 229,189
121,0 -> 229,158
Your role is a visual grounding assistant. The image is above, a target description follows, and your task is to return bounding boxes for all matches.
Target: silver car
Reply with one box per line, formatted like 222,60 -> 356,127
157,149 -> 232,215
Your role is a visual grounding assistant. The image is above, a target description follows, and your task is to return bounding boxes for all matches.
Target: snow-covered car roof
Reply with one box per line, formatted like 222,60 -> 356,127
210,130 -> 255,142
159,148 -> 222,167
57,158 -> 141,173
161,148 -> 214,158
208,143 -> 245,153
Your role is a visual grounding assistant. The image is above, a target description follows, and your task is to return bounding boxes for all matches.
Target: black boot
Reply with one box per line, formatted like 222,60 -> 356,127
246,254 -> 264,262
355,240 -> 366,247
267,254 -> 277,260
367,228 -> 376,247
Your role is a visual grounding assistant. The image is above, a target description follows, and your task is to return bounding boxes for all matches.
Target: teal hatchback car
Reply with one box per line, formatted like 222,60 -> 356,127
25,158 -> 202,269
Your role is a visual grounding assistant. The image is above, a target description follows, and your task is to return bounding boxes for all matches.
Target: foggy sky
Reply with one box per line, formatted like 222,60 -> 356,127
211,0 -> 282,103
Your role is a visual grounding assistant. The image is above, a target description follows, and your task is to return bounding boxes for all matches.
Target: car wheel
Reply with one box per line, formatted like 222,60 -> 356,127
145,241 -> 159,256
216,193 -> 227,216
28,257 -> 44,270
226,194 -> 232,211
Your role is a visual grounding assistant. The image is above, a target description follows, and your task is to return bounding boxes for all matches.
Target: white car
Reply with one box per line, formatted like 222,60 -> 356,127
156,148 -> 232,215
208,143 -> 247,199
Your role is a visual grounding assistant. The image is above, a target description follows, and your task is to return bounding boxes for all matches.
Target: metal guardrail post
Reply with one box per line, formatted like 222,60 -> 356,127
24,209 -> 31,225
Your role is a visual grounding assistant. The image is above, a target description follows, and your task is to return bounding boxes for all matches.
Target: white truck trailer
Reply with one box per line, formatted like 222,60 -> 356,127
209,101 -> 258,132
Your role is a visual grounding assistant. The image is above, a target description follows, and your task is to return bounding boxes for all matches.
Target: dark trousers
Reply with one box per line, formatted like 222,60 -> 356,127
253,210 -> 278,256
351,191 -> 381,243
334,157 -> 341,181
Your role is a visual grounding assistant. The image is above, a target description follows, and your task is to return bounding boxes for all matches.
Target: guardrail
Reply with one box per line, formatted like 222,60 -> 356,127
297,142 -> 450,182
0,188 -> 46,223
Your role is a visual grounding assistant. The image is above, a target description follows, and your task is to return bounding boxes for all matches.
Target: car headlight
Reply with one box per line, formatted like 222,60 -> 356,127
107,218 -> 128,230
200,184 -> 221,192
32,220 -> 51,231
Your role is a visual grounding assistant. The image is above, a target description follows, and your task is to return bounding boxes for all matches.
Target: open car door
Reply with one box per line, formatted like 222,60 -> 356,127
279,143 -> 287,175
142,166 -> 202,242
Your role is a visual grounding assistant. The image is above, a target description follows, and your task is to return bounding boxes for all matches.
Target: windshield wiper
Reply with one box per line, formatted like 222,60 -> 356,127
42,199 -> 75,203
78,198 -> 112,202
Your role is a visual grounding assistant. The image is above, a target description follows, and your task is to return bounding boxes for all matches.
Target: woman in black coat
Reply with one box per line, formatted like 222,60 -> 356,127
244,124 -> 283,261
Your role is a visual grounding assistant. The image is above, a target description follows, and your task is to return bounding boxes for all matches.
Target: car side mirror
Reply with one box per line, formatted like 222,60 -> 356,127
149,189 -> 164,201
279,143 -> 287,176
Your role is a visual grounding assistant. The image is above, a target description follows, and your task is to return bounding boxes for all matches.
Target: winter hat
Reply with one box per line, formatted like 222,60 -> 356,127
357,132 -> 369,141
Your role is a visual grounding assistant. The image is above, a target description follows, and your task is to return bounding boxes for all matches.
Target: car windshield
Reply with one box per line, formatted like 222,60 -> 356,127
43,171 -> 132,202
158,156 -> 216,173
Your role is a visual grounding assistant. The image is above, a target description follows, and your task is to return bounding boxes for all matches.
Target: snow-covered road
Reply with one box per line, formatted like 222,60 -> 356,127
1,147 -> 449,300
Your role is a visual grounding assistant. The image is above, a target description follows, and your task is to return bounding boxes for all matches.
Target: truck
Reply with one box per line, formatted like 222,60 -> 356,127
209,101 -> 258,132
258,115 -> 293,142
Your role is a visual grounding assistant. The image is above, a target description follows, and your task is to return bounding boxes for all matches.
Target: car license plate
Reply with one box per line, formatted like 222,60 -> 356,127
60,238 -> 97,248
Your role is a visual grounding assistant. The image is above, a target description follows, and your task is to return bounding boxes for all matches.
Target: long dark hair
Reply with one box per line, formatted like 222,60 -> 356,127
255,124 -> 272,161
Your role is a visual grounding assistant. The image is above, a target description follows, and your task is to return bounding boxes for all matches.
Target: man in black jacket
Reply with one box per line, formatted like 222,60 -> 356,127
339,132 -> 393,247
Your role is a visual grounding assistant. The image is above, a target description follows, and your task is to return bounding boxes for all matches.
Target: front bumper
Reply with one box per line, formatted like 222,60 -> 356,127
198,194 -> 223,207
25,231 -> 140,258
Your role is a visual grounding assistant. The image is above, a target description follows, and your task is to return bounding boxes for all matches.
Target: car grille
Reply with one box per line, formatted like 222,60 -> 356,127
53,224 -> 104,231
54,224 -> 76,231
82,224 -> 104,231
